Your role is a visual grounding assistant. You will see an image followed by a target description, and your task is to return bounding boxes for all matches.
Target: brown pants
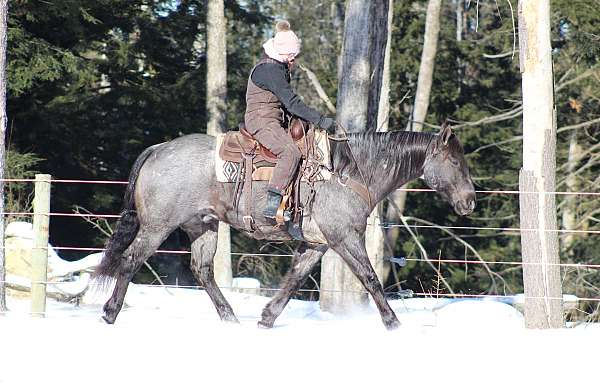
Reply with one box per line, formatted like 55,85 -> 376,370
252,124 -> 301,194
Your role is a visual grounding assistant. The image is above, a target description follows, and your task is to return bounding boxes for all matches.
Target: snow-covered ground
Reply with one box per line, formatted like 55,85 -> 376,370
1,287 -> 598,390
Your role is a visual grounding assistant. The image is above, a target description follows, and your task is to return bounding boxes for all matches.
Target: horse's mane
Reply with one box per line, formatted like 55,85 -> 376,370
331,131 -> 436,185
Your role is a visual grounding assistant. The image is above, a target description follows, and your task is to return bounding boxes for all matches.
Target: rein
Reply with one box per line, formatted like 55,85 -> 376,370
329,121 -> 374,210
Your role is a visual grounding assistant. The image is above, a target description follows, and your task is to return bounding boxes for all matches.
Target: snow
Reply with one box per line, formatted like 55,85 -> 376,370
1,223 -> 594,389
1,287 -> 598,390
5,221 -> 35,239
232,276 -> 261,290
8,220 -> 104,278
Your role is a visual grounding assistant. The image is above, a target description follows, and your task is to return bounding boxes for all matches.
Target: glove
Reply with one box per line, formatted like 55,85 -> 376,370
318,117 -> 336,133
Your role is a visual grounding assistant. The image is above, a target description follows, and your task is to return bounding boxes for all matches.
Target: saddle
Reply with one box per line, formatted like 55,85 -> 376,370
219,118 -> 314,166
217,118 -> 331,237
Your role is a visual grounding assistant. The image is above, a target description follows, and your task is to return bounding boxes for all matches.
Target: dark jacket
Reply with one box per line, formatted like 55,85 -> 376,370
248,56 -> 323,124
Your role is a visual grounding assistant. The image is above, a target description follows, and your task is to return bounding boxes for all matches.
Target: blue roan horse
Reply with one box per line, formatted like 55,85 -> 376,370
94,123 -> 475,329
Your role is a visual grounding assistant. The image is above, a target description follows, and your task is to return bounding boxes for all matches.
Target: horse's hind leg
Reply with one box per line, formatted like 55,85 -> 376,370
258,243 -> 327,328
103,226 -> 171,324
186,223 -> 238,323
331,236 -> 400,330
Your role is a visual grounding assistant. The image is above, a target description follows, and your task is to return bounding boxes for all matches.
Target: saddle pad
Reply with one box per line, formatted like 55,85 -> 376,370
215,131 -> 332,183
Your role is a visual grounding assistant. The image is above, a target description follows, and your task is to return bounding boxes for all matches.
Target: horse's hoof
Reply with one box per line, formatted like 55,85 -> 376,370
257,319 -> 274,329
385,320 -> 401,331
101,315 -> 115,324
221,314 -> 240,324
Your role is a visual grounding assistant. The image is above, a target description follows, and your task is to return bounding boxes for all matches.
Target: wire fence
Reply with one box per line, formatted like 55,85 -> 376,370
2,280 -> 598,303
7,243 -> 600,271
4,176 -> 600,268
5,176 -> 600,196
4,210 -> 600,235
3,176 -> 600,310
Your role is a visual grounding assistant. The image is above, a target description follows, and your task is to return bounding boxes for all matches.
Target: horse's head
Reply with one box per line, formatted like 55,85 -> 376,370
422,123 -> 476,216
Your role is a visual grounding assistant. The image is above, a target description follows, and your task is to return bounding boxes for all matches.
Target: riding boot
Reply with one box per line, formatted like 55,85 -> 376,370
263,190 -> 283,220
286,221 -> 304,241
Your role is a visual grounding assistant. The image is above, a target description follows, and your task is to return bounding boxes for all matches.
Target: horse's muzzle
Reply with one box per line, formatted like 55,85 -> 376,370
454,195 -> 476,216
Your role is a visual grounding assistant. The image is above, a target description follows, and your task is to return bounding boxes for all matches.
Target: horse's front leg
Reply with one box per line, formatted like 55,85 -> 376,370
330,234 -> 400,330
258,242 -> 327,328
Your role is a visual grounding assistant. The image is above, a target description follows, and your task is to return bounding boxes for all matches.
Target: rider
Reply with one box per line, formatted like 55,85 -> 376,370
244,20 -> 335,221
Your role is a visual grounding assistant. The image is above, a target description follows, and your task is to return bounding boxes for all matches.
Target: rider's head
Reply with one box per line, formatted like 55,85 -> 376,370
263,20 -> 301,64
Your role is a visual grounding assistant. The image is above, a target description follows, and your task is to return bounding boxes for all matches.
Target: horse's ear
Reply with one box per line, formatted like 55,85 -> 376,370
438,122 -> 453,146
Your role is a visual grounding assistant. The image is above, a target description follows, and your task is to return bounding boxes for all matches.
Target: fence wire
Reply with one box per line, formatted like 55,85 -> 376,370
3,176 -> 600,196
3,176 -> 600,314
3,280 -> 599,303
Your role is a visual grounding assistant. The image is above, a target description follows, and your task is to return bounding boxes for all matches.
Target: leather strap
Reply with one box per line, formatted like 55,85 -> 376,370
275,194 -> 288,225
243,150 -> 256,231
336,174 -> 374,209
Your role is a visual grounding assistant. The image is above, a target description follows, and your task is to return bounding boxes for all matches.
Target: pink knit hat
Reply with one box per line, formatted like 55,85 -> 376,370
263,20 -> 301,61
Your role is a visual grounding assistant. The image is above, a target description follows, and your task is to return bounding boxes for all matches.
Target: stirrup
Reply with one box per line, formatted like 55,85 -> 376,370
243,215 -> 255,231
286,221 -> 304,241
265,210 -> 291,226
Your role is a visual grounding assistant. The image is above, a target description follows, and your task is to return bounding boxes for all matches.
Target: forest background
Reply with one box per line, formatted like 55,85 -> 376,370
6,0 -> 600,318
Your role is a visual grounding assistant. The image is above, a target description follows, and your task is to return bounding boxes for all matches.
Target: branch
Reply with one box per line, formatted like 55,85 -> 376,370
505,0 -> 517,59
73,205 -> 113,238
558,142 -> 600,171
557,154 -> 600,188
557,117 -> 600,133
297,63 -> 336,114
399,215 -> 455,294
470,134 -> 523,154
470,117 -> 600,155
73,206 -> 169,290
403,216 -> 507,293
386,199 -> 454,294
450,105 -> 523,130
483,51 -> 513,59
556,67 -> 600,93
6,280 -> 87,302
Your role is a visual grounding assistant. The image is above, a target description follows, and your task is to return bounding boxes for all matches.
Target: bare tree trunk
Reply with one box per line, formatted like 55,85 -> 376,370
561,130 -> 584,255
518,0 -> 563,329
455,0 -> 464,96
332,1 -> 345,84
0,0 -> 7,313
367,0 -> 394,286
321,0 -> 390,314
376,0 -> 393,134
406,0 -> 442,132
206,0 -> 232,288
387,0 -> 442,250
455,0 -> 463,42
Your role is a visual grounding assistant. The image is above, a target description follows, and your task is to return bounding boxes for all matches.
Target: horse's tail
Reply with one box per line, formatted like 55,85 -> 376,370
93,144 -> 161,288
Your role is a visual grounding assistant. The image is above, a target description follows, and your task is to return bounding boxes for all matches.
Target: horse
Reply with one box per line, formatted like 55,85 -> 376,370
94,123 -> 476,330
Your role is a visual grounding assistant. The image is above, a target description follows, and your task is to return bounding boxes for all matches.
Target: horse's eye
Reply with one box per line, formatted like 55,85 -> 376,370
449,158 -> 459,167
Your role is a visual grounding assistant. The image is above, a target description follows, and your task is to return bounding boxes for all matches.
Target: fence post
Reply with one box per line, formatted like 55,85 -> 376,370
518,0 -> 563,328
30,174 -> 51,317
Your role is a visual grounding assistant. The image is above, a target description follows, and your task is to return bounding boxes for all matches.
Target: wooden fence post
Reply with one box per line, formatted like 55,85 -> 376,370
518,0 -> 564,328
205,0 -> 232,289
30,174 -> 51,317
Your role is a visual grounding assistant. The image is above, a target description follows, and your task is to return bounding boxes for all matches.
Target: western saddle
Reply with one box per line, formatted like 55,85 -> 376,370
219,117 -> 321,237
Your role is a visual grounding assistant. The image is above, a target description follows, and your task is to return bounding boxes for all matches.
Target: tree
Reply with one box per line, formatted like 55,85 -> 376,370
561,129 -> 583,254
0,0 -> 6,313
367,0 -> 394,287
205,0 -> 232,288
320,0 -> 391,313
387,0 -> 442,268
406,0 -> 442,132
518,0 -> 563,328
